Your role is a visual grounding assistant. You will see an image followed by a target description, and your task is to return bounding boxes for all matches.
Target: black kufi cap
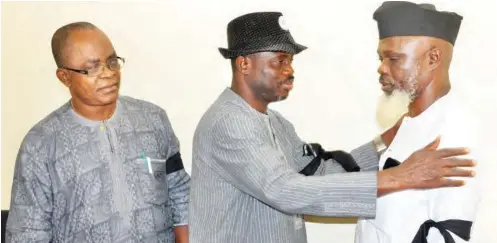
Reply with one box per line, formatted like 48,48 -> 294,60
373,1 -> 463,45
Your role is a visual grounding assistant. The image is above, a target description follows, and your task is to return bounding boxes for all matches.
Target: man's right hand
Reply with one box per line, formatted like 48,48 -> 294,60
377,136 -> 476,196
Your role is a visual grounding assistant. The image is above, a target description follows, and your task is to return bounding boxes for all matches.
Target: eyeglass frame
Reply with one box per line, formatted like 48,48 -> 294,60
60,56 -> 125,76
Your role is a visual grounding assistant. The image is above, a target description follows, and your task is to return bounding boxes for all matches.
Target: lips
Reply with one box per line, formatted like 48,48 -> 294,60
380,82 -> 395,94
98,83 -> 118,93
282,83 -> 293,91
381,85 -> 394,93
379,78 -> 394,93
281,76 -> 294,91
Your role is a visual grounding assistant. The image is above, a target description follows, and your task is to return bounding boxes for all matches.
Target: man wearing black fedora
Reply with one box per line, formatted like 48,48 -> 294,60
188,11 -> 475,243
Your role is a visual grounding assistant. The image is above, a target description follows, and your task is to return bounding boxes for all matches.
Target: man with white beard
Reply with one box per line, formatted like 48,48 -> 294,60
376,89 -> 411,132
355,2 -> 482,243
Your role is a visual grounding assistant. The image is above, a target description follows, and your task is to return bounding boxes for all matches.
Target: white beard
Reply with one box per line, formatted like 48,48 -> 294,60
376,89 -> 412,131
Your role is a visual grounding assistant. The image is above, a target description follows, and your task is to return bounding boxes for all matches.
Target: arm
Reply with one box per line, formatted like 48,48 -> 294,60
5,133 -> 53,243
167,168 -> 190,243
320,117 -> 401,174
348,141 -> 380,172
424,152 -> 480,243
160,110 -> 190,243
173,226 -> 188,243
208,113 -> 378,218
309,142 -> 379,175
318,115 -> 400,174
270,111 -> 379,175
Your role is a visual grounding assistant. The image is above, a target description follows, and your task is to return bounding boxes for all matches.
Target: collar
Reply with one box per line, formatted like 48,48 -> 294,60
402,92 -> 454,127
220,87 -> 270,119
69,98 -> 123,127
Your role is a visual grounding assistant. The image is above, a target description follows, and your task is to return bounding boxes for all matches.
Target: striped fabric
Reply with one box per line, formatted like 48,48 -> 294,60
189,88 -> 380,243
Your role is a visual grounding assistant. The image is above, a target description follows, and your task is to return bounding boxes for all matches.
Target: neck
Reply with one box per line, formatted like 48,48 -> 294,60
71,99 -> 117,121
408,75 -> 450,117
231,78 -> 269,114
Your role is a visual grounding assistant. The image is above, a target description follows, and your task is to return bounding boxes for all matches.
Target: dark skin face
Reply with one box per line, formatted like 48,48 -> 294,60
377,36 -> 451,117
56,28 -> 120,120
53,28 -> 190,242
232,52 -> 295,113
377,36 -> 438,97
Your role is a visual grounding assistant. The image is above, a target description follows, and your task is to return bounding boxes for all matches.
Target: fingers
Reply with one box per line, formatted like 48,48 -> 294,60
443,168 -> 476,177
443,158 -> 476,167
440,178 -> 467,187
434,147 -> 471,159
424,136 -> 441,151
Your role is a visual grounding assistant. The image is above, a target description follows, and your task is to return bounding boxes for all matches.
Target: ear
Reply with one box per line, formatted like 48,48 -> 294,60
56,68 -> 71,88
426,47 -> 442,71
235,56 -> 251,75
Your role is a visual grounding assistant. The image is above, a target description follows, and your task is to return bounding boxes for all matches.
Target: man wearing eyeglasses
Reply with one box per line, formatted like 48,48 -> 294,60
5,22 -> 190,243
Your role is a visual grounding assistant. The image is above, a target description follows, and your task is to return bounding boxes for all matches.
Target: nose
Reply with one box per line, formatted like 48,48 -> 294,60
283,63 -> 294,76
377,60 -> 389,76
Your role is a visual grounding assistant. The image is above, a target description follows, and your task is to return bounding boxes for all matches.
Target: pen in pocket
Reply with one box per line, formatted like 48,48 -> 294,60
139,153 -> 166,174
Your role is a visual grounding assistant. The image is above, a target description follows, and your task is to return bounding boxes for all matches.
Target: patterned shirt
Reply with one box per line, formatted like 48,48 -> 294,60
6,96 -> 190,243
189,88 -> 380,243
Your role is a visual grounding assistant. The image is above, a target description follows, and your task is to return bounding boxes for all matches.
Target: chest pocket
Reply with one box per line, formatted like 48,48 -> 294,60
133,157 -> 169,205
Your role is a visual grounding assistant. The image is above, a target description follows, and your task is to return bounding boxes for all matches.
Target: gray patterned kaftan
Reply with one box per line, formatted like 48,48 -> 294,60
6,96 -> 190,243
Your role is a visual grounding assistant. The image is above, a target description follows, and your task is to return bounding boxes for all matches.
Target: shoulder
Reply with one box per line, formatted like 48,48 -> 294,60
269,109 -> 293,125
438,94 -> 483,169
118,95 -> 166,114
20,102 -> 71,154
216,104 -> 259,133
201,94 -> 253,124
440,96 -> 480,148
118,95 -> 174,125
198,100 -> 263,142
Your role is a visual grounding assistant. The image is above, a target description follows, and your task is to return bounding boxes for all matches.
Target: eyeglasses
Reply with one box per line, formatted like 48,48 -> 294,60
61,56 -> 125,77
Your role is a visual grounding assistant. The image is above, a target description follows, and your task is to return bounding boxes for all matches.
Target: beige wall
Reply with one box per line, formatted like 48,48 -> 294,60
2,0 -> 496,242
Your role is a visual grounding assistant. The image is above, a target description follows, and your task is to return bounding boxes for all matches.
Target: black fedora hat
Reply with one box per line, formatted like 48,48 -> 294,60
219,12 -> 307,59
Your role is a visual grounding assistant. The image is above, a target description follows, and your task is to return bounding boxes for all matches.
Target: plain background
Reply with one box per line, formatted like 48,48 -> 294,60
1,0 -> 496,242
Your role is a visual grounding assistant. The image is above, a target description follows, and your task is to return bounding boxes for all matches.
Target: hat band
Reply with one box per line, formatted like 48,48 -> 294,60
228,32 -> 295,52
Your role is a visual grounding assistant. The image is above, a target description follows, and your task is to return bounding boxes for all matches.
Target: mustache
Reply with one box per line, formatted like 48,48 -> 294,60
284,75 -> 295,83
379,75 -> 394,85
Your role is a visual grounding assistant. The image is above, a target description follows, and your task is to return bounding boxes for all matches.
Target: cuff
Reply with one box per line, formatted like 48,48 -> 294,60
350,141 -> 380,171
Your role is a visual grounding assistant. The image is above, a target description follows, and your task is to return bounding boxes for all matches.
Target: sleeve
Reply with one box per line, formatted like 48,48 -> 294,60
208,112 -> 378,217
5,132 -> 53,243
348,141 -> 380,172
272,112 -> 379,174
160,110 -> 190,227
425,151 -> 481,243
313,142 -> 380,175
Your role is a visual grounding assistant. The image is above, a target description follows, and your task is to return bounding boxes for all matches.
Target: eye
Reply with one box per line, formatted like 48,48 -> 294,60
86,64 -> 101,74
108,59 -> 119,68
